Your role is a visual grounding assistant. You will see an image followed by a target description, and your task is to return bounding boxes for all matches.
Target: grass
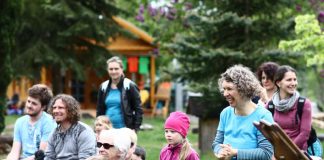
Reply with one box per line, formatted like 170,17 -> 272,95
0,115 -> 215,160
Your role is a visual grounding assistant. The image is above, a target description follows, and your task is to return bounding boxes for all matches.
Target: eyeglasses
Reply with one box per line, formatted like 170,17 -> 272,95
97,142 -> 114,150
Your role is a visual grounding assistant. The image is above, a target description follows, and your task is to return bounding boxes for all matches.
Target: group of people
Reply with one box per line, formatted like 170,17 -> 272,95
5,56 -> 199,160
5,56 -> 322,160
213,63 -> 322,159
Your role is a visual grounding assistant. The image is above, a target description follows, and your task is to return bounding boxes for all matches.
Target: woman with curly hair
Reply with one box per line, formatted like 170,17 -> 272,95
212,65 -> 274,160
46,94 -> 96,160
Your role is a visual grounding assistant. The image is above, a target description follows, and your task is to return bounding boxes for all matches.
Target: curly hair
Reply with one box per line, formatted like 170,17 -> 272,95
28,84 -> 53,110
48,94 -> 80,124
256,62 -> 279,84
218,65 -> 262,99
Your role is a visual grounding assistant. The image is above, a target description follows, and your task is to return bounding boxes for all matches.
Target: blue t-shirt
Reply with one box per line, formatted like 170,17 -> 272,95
14,112 -> 56,158
105,89 -> 125,128
218,104 -> 274,149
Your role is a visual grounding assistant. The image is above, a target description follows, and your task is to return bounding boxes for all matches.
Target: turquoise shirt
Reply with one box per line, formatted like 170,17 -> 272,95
212,104 -> 274,160
105,89 -> 125,128
219,104 -> 274,149
14,112 -> 56,158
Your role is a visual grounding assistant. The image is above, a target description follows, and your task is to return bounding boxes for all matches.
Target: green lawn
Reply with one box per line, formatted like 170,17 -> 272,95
0,115 -> 215,160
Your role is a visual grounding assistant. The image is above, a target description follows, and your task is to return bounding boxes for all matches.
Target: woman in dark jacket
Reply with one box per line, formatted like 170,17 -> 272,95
96,56 -> 143,131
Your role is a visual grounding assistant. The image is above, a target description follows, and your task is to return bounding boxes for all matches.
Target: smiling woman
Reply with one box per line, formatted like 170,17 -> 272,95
212,65 -> 274,160
266,65 -> 322,157
96,56 -> 143,132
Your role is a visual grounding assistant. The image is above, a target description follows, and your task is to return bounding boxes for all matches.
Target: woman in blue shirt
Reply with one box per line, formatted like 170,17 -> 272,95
96,56 -> 143,132
212,65 -> 274,160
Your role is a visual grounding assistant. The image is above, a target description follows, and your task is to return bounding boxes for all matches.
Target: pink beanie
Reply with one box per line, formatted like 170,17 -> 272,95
164,111 -> 190,137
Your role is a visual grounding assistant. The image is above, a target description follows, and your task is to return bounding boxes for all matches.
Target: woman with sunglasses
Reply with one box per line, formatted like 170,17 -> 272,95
97,129 -> 132,160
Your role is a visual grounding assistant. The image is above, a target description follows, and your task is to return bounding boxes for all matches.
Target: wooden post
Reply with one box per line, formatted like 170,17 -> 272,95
150,56 -> 155,108
199,118 -> 219,154
41,67 -> 47,84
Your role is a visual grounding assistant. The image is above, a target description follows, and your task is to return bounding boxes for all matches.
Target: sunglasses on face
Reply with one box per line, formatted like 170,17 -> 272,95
97,142 -> 114,150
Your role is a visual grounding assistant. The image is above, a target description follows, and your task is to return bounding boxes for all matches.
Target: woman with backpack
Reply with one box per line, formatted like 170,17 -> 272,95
267,65 -> 322,157
96,56 -> 143,132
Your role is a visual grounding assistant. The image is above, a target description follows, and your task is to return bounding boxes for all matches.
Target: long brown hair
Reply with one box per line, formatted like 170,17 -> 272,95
48,94 -> 80,124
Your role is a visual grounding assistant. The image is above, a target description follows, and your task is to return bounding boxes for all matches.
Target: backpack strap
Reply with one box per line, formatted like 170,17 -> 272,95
268,97 -> 305,124
296,97 -> 306,125
268,100 -> 275,116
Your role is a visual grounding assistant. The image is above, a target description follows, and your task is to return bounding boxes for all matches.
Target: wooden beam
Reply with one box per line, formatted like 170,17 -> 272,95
150,56 -> 156,109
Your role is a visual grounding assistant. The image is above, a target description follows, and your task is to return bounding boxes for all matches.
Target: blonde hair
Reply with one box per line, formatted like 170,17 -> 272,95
106,56 -> 123,69
179,138 -> 192,160
94,116 -> 113,131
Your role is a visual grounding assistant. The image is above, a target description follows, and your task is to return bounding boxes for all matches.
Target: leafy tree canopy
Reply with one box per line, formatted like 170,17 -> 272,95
279,14 -> 324,67
13,0 -> 121,81
167,0 -> 303,118
0,0 -> 122,133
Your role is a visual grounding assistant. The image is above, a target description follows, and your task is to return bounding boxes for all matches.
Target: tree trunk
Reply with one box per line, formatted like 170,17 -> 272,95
52,66 -> 63,94
199,118 -> 219,154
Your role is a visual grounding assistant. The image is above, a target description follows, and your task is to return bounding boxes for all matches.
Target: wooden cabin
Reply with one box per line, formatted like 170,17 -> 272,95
6,17 -> 158,112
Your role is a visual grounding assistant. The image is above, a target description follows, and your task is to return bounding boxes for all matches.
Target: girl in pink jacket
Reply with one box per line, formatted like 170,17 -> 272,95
159,111 -> 200,160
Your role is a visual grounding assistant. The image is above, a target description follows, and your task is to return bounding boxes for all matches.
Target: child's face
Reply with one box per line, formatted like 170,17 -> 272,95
95,122 -> 106,133
164,129 -> 183,146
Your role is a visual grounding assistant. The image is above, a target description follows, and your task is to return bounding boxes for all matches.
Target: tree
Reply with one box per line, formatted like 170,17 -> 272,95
0,0 -> 122,134
0,0 -> 21,134
167,1 -> 302,153
279,14 -> 324,67
116,0 -> 199,76
279,14 -> 324,107
170,0 -> 300,112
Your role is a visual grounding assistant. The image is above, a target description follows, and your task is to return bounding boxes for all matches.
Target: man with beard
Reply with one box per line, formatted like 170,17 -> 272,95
45,94 -> 96,160
7,84 -> 56,160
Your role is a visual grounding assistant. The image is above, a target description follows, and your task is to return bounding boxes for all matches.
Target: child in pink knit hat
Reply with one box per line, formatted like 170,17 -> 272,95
159,111 -> 200,160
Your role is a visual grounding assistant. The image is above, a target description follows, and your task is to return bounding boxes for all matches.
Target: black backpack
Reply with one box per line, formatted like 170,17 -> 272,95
268,97 -> 318,155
